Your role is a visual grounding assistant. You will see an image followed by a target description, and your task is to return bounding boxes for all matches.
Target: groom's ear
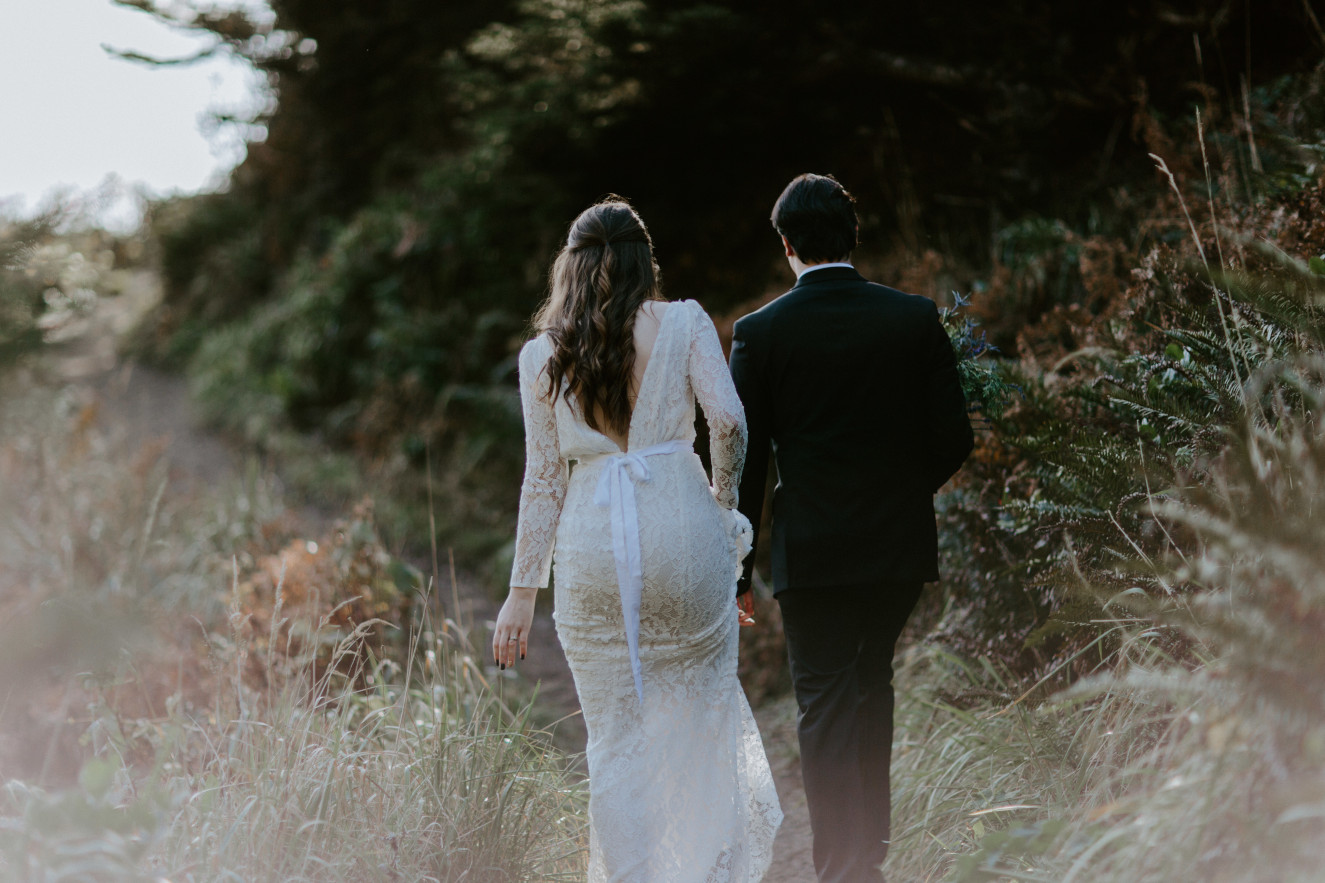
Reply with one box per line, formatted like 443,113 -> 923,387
781,235 -> 795,258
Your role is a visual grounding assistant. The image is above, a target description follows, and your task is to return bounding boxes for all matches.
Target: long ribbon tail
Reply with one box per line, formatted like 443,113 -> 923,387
593,444 -> 692,706
612,469 -> 646,703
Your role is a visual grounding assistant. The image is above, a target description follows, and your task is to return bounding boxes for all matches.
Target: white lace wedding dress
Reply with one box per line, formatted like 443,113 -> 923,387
511,298 -> 782,882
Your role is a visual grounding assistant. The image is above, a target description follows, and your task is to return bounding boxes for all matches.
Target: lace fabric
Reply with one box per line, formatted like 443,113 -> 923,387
510,299 -> 781,881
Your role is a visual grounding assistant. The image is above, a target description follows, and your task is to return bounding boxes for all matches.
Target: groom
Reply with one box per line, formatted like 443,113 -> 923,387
730,173 -> 973,882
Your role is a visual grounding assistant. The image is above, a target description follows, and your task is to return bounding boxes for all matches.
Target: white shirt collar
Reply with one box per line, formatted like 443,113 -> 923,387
796,261 -> 855,279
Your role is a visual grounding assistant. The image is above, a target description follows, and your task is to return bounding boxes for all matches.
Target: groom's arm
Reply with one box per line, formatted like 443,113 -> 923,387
729,314 -> 770,597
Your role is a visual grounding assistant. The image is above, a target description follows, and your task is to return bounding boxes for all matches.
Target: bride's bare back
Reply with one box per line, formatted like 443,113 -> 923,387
590,300 -> 666,451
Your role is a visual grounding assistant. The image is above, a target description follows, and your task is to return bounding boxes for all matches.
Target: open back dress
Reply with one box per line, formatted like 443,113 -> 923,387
511,298 -> 782,881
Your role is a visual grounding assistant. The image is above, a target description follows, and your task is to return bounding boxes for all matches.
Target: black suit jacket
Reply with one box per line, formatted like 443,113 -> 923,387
729,266 -> 974,594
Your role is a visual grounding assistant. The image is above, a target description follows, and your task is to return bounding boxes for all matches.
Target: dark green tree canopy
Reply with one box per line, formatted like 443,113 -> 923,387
131,0 -> 1321,301
124,0 -> 1325,563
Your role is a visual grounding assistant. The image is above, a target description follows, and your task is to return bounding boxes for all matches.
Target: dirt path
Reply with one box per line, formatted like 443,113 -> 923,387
49,278 -> 818,881
42,271 -> 241,496
753,693 -> 817,881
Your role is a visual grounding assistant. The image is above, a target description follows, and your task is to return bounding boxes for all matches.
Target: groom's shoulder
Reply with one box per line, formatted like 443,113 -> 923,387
879,283 -> 940,312
734,278 -> 820,322
850,276 -> 941,320
731,295 -> 779,338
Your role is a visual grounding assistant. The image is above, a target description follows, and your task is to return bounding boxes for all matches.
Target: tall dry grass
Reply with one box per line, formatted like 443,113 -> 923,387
884,114 -> 1325,880
0,380 -> 587,881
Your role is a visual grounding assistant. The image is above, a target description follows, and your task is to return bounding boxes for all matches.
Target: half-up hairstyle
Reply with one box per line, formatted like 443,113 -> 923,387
533,198 -> 664,436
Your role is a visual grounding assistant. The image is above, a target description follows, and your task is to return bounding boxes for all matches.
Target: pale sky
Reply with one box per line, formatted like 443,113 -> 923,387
0,0 -> 270,228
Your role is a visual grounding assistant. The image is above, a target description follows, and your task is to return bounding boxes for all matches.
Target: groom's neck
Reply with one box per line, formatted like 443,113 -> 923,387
790,256 -> 853,278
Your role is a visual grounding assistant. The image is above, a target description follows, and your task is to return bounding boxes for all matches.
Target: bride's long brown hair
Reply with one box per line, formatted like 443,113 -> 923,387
534,198 -> 664,436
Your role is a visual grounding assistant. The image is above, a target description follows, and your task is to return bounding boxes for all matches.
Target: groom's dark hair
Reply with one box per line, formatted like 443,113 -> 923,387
771,173 -> 859,264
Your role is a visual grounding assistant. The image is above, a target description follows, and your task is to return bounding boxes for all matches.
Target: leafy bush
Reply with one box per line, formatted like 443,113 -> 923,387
0,214 -> 54,364
888,347 -> 1325,881
0,212 -> 117,366
925,55 -> 1325,668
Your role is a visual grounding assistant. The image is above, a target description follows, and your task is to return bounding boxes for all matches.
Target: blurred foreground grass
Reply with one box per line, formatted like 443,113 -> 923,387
0,380 -> 587,881
9,363 -> 1320,881
6,333 -> 1325,882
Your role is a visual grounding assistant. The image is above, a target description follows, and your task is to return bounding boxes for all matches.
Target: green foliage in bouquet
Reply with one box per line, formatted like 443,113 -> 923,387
941,290 -> 1020,422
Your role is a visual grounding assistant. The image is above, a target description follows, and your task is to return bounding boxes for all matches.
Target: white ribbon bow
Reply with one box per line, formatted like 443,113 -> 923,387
592,439 -> 692,703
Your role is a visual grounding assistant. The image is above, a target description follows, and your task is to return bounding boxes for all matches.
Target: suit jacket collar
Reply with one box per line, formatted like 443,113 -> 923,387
789,265 -> 866,291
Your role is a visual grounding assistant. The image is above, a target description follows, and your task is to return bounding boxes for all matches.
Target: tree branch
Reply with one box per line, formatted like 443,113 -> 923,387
1304,0 -> 1325,49
109,0 -> 190,28
102,44 -> 221,67
870,51 -> 973,88
110,0 -> 264,44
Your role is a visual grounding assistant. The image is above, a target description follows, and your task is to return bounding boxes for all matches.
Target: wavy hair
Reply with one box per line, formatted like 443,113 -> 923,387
533,198 -> 663,436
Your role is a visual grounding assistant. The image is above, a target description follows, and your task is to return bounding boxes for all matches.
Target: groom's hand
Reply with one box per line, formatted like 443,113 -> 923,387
736,592 -> 756,627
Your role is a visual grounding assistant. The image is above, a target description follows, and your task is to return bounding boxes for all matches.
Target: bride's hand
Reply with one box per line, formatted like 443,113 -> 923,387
493,586 -> 538,669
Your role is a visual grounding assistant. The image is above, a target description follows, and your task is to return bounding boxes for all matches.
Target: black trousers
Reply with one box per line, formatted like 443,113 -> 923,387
777,580 -> 924,883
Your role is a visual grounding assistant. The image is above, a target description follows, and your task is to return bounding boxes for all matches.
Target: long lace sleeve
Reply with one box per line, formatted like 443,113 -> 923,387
510,337 -> 568,588
687,300 -> 748,508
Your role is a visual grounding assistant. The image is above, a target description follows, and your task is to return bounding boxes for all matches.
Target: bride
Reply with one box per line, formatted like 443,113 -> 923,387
493,198 -> 782,880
